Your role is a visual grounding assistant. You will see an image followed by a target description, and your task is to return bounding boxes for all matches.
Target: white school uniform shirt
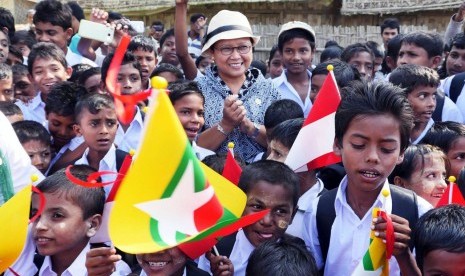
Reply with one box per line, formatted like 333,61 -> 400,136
286,178 -> 324,239
15,92 -> 46,124
38,243 -> 131,276
74,144 -> 118,197
273,69 -> 313,117
114,107 -> 144,152
442,95 -> 464,123
65,47 -> 97,67
411,118 -> 434,145
197,229 -> 254,276
440,76 -> 465,121
304,176 -> 432,276
46,136 -> 85,176
192,141 -> 215,161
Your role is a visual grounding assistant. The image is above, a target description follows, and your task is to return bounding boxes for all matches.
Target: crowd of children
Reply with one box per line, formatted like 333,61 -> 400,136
1,0 -> 465,275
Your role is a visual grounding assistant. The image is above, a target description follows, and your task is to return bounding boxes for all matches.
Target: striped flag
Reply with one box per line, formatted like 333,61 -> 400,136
285,67 -> 341,172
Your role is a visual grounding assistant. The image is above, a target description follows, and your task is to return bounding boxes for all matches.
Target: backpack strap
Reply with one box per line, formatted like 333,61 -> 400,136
432,90 -> 445,122
316,188 -> 338,264
449,72 -> 465,103
214,232 -> 238,258
115,149 -> 129,172
389,185 -> 418,251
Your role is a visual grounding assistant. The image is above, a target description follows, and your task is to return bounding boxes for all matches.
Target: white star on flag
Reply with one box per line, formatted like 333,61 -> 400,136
135,160 -> 215,245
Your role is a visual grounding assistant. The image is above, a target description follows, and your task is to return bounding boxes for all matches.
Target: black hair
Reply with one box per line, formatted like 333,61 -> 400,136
78,67 -> 101,87
422,121 -> 465,153
10,30 -> 36,52
101,51 -> 142,84
246,239 -> 318,276
151,21 -> 164,29
168,80 -> 204,105
107,11 -> 123,22
267,45 -> 280,66
264,99 -> 304,130
385,33 -> 405,63
335,81 -> 414,152
0,101 -> 22,117
28,42 -> 68,75
320,46 -> 343,63
251,60 -> 267,77
238,160 -> 300,207
12,120 -> 51,145
75,93 -> 114,122
389,64 -> 440,94
69,63 -> 93,83
7,46 -> 24,65
0,7 -> 15,39
128,35 -> 157,54
366,41 -> 384,59
0,62 -> 12,80
202,152 -> 246,174
278,28 -> 315,52
150,63 -> 184,81
268,118 -> 304,150
12,63 -> 28,79
66,1 -> 85,22
195,55 -> 208,68
190,13 -> 206,24
413,205 -> 465,271
389,144 -> 449,184
35,166 -> 105,219
159,28 -> 175,48
380,18 -> 400,34
324,40 -> 340,48
341,43 -> 374,64
447,32 -> 465,52
45,81 -> 88,117
33,0 -> 73,31
311,60 -> 360,90
401,31 -> 444,58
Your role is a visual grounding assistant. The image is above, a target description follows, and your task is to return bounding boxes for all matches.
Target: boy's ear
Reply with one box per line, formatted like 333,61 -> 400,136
430,55 -> 442,69
73,124 -> 82,136
65,27 -> 74,41
86,214 -> 102,238
333,138 -> 342,156
397,153 -> 404,164
393,176 -> 405,187
99,80 -> 106,93
65,66 -> 73,80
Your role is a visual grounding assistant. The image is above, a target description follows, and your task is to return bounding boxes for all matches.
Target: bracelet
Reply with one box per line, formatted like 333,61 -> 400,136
250,122 -> 260,139
216,123 -> 229,136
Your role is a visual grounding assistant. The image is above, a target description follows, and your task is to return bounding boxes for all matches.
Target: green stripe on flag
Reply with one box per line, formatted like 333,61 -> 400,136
362,238 -> 375,271
150,219 -> 168,246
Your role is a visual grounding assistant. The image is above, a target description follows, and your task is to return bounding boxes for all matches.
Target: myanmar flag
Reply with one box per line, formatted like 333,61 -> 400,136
109,88 -> 248,254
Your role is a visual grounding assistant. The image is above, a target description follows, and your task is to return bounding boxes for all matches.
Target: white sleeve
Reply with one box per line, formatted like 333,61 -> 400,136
442,96 -> 464,123
304,198 -> 324,270
197,254 -> 213,275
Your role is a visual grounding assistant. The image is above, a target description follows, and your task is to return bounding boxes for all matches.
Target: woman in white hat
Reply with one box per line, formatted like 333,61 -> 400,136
175,0 -> 280,163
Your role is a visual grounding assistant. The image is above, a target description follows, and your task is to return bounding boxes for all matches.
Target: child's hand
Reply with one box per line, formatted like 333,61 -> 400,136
90,8 -> 109,25
372,213 -> 411,257
206,251 -> 234,276
86,247 -> 121,276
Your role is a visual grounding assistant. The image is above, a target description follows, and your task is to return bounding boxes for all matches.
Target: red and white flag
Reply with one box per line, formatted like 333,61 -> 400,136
285,68 -> 341,172
436,177 -> 465,207
222,142 -> 242,185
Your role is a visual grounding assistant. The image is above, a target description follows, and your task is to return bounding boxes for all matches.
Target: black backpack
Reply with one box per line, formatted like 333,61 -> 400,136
449,72 -> 465,103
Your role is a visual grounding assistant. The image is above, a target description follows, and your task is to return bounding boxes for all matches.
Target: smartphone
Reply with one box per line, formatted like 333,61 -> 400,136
78,19 -> 114,44
129,20 -> 145,34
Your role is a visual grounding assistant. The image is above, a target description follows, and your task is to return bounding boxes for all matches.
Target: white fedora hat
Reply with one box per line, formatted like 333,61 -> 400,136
201,10 -> 260,53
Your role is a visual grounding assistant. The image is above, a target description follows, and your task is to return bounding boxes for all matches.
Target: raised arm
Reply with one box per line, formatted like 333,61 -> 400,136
175,0 -> 199,80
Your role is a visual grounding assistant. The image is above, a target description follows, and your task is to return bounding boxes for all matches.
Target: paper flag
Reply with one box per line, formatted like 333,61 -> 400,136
222,143 -> 242,185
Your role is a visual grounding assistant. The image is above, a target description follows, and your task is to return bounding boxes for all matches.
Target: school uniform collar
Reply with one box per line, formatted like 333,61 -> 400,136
29,92 -> 45,110
297,178 -> 324,212
77,144 -> 117,170
39,243 -> 90,276
273,68 -> 312,86
233,229 -> 255,269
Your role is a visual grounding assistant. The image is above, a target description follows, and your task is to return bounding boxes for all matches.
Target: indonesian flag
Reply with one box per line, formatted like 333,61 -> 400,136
221,143 -> 242,185
285,68 -> 341,172
436,177 -> 465,207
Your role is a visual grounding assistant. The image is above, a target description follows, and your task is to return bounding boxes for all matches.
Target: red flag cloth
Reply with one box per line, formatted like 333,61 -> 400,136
285,70 -> 342,171
221,149 -> 242,185
436,182 -> 465,207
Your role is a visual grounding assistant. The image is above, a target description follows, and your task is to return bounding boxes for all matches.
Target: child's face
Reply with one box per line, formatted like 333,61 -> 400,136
398,43 -> 440,69
23,140 -> 52,174
14,75 -> 36,103
334,114 -> 403,193
83,74 -> 103,94
382,27 -> 398,48
242,180 -> 295,247
118,63 -> 142,95
267,140 -> 290,163
31,57 -> 71,95
211,37 -> 253,81
74,107 -> 118,154
136,248 -> 187,276
268,51 -> 283,79
198,56 -> 213,74
156,71 -> 179,84
446,46 -> 465,76
133,48 -> 157,83
0,76 -> 13,102
407,85 -> 436,124
348,52 -> 374,81
34,21 -> 73,52
31,192 -> 97,262
0,30 -> 9,64
281,38 -> 313,75
422,249 -> 465,276
446,137 -> 465,178
404,153 -> 447,206
159,35 -> 179,66
13,42 -> 31,57
310,74 -> 326,103
47,113 -> 76,149
173,94 -> 204,142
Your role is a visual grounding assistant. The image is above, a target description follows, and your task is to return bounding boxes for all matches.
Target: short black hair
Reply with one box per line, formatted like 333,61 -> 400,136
28,42 -> 68,75
45,81 -> 88,117
66,1 -> 85,22
380,18 -> 400,34
413,205 -> 465,271
246,239 -> 318,276
159,28 -> 174,49
11,30 -> 36,51
128,35 -> 157,54
13,120 -> 51,145
75,93 -> 114,122
190,13 -> 205,24
168,80 -> 204,106
401,31 -> 444,58
268,118 -> 304,150
422,121 -> 465,153
389,64 -> 440,94
7,46 -> 24,65
151,21 -> 164,28
78,67 -> 101,87
202,153 -> 246,174
151,63 -> 184,81
12,63 -> 28,79
264,99 -> 304,130
278,28 -> 315,52
320,46 -> 343,63
238,160 -> 300,207
311,59 -> 360,90
341,43 -> 374,64
449,32 -> 465,50
0,62 -> 12,81
101,51 -> 142,83
0,101 -> 22,117
33,0 -> 73,31
335,81 -> 414,153
0,7 -> 15,39
366,41 -> 384,59
35,166 -> 105,219
107,11 -> 123,22
251,60 -> 267,77
386,33 -> 405,63
69,63 -> 93,83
